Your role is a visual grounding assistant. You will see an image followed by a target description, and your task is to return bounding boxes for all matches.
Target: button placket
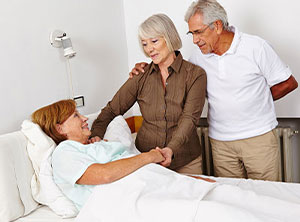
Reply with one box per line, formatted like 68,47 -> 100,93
164,83 -> 168,145
218,57 -> 226,78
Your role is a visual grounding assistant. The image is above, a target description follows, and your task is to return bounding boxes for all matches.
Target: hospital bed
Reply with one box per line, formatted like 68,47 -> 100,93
1,113 -> 300,222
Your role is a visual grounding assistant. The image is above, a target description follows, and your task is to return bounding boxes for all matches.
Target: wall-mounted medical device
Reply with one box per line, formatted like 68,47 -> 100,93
49,29 -> 79,102
50,30 -> 76,58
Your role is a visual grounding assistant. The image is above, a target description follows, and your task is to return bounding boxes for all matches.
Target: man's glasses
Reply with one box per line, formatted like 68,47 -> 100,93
187,22 -> 214,37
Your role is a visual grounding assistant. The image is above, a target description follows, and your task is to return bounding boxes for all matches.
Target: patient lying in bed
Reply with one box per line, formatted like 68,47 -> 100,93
31,99 -> 214,210
32,99 -> 300,222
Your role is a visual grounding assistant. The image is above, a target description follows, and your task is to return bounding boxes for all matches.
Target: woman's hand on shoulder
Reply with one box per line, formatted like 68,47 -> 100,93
87,136 -> 102,144
129,62 -> 148,78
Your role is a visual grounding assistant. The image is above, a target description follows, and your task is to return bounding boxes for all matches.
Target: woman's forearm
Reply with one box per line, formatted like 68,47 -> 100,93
90,77 -> 140,139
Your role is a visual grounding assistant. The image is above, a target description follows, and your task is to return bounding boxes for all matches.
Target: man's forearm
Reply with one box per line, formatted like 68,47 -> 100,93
271,75 -> 298,100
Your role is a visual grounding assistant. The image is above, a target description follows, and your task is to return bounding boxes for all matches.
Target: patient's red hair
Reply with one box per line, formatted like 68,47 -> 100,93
31,99 -> 76,145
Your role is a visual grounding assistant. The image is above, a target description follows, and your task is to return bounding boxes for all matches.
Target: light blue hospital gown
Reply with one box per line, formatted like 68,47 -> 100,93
52,140 -> 135,210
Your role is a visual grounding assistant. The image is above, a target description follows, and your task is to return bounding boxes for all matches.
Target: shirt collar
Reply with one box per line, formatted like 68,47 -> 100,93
149,51 -> 183,74
225,25 -> 241,55
203,25 -> 241,58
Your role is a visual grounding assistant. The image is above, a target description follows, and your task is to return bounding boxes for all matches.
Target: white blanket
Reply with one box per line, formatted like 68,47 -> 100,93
75,163 -> 216,222
202,184 -> 300,221
75,164 -> 300,222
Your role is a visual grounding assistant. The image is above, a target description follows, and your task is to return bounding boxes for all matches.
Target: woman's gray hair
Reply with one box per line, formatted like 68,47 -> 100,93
184,0 -> 229,31
138,13 -> 182,57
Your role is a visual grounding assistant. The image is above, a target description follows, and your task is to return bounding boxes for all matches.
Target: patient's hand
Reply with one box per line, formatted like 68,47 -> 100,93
148,149 -> 165,163
156,147 -> 173,167
189,175 -> 216,183
87,136 -> 101,144
129,62 -> 148,78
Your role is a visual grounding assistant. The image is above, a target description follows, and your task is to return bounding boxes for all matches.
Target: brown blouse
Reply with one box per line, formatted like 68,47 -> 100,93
91,52 -> 207,169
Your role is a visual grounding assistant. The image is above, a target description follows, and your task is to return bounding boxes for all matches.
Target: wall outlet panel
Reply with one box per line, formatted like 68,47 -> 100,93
74,96 -> 84,107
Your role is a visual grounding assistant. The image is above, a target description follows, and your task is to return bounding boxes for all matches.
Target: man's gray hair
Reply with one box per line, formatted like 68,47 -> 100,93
138,13 -> 182,57
185,0 -> 229,31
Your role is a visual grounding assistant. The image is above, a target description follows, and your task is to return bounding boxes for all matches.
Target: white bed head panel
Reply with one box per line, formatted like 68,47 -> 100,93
0,131 -> 38,222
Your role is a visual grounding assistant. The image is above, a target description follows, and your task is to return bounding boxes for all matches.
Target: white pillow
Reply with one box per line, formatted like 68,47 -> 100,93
103,115 -> 140,155
20,115 -> 138,218
21,120 -> 78,218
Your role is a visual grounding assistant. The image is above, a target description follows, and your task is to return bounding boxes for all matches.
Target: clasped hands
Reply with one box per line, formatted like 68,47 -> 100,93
154,147 -> 173,167
88,136 -> 172,167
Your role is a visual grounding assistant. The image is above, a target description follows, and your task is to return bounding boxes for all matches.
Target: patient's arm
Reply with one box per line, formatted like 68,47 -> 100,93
76,149 -> 165,185
188,175 -> 216,183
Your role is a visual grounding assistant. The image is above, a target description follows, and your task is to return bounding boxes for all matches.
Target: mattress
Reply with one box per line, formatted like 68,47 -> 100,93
15,206 -> 74,222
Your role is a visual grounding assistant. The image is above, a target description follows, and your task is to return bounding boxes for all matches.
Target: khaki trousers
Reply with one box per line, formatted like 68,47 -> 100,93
175,155 -> 202,175
210,129 -> 280,181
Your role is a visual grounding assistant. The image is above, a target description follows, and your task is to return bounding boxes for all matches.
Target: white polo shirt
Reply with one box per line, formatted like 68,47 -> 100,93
190,26 -> 292,141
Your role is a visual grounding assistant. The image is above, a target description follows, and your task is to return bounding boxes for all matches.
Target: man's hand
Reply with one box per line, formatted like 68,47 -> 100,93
156,147 -> 173,167
87,136 -> 101,144
188,175 -> 216,183
129,62 -> 148,78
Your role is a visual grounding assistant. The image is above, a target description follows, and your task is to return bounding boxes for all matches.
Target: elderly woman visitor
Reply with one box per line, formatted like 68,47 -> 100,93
90,14 -> 207,174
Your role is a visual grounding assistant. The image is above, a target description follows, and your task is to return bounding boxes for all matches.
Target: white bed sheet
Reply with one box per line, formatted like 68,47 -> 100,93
75,165 -> 300,222
211,176 -> 300,204
15,175 -> 300,222
15,206 -> 74,222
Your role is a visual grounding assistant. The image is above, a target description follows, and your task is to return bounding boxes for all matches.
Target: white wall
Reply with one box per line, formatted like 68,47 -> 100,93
123,0 -> 300,117
0,0 -> 129,134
